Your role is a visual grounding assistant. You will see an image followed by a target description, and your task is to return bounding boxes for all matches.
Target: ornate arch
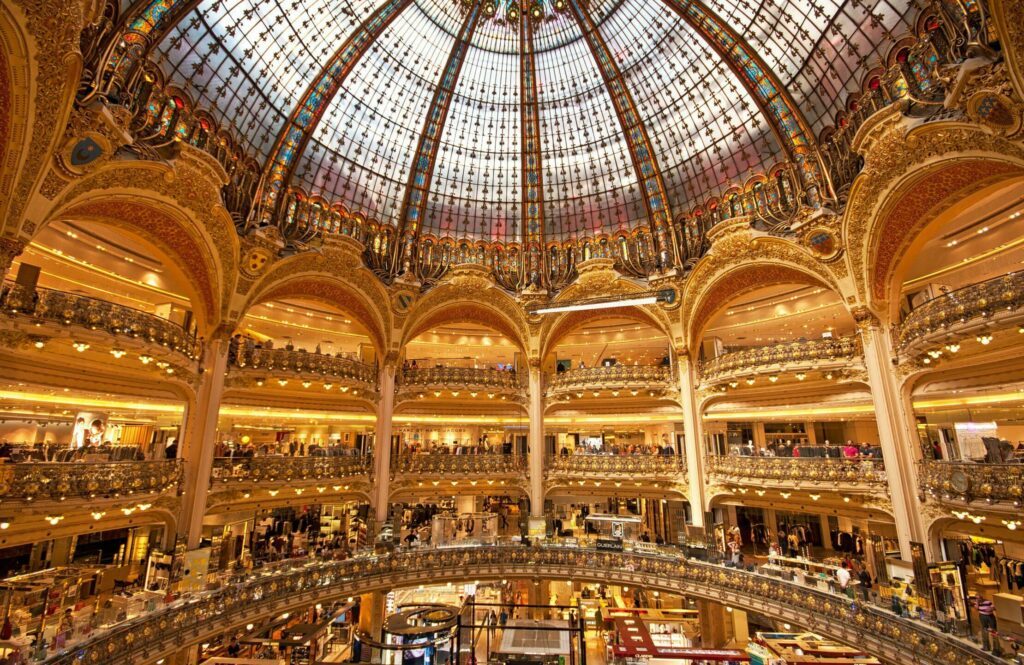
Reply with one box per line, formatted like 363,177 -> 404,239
843,115 -> 1024,312
681,228 -> 846,349
0,2 -> 32,230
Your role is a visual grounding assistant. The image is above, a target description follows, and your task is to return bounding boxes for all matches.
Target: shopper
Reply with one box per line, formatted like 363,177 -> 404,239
857,566 -> 872,602
975,597 -> 997,650
835,561 -> 852,597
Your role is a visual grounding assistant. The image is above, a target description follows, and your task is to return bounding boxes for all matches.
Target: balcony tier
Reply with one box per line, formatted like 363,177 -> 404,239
701,336 -> 862,386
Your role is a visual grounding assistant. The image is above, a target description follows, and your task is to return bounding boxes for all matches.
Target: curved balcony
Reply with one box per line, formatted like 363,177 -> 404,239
545,454 -> 687,498
547,365 -> 674,400
0,281 -> 199,361
397,366 -> 524,403
0,459 -> 183,503
207,455 -> 373,511
229,344 -> 378,395
700,336 -> 861,386
707,456 -> 888,496
390,453 -> 528,499
898,271 -> 1024,356
918,461 -> 1024,513
43,546 -> 993,665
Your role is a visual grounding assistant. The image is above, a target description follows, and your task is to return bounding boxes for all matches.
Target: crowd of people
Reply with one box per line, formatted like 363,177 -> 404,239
733,440 -> 883,458
561,442 -> 677,456
213,440 -> 364,458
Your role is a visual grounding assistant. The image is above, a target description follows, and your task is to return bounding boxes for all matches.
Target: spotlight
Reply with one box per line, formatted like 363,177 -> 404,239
110,348 -> 126,358
945,342 -> 960,353
139,354 -> 153,364
977,333 -> 992,345
72,342 -> 90,352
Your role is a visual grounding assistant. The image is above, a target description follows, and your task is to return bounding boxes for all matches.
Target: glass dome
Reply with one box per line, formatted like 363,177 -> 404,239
152,0 -> 915,241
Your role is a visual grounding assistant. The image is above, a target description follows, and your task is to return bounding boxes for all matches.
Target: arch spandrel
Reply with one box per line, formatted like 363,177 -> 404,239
0,2 -> 33,231
842,116 -> 1024,312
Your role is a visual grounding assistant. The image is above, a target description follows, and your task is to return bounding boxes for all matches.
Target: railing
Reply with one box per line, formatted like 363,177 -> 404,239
0,281 -> 199,360
0,459 -> 183,501
547,454 -> 686,477
393,453 -> 525,476
707,456 -> 887,488
918,460 -> 1024,506
548,365 -> 673,391
210,456 -> 372,485
230,343 -> 378,386
40,545 -> 996,665
399,367 -> 521,390
701,336 -> 861,383
898,271 -> 1024,353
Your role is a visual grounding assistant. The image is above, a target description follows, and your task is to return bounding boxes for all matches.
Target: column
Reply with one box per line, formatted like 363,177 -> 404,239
677,350 -> 706,527
180,336 -> 230,548
0,237 -> 25,279
858,316 -> 926,560
527,361 -> 544,517
372,362 -> 397,525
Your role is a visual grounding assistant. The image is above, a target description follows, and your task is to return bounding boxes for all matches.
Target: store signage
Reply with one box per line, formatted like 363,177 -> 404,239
613,645 -> 749,661
596,538 -> 624,552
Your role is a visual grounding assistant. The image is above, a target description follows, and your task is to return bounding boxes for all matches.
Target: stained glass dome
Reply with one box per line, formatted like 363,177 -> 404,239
152,0 -> 915,242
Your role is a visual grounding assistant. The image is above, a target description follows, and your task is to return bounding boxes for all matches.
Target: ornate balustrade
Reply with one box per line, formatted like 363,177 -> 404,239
207,456 -> 373,510
548,365 -> 674,396
400,367 -> 521,390
392,453 -> 525,476
897,271 -> 1024,356
700,336 -> 861,385
0,281 -> 199,361
547,454 -> 686,478
229,344 -> 378,391
40,545 -> 996,665
918,461 -> 1024,509
0,460 -> 183,502
707,456 -> 888,492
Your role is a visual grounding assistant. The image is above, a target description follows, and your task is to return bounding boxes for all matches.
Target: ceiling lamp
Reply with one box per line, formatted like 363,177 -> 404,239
110,348 -> 126,358
768,375 -> 779,383
324,383 -> 333,390
977,333 -> 993,345
302,381 -> 312,388
33,339 -> 46,349
728,381 -> 739,388
529,289 -> 675,315
278,379 -> 288,386
745,377 -> 755,385
794,373 -> 806,381
926,349 -> 942,359
72,341 -> 90,352
139,354 -> 153,364
945,342 -> 960,353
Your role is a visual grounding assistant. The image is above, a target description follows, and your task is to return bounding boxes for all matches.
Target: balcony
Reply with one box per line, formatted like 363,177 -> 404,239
0,459 -> 183,503
45,545 -> 990,665
918,461 -> 1024,515
707,456 -> 888,497
547,365 -> 675,400
700,336 -> 861,386
229,345 -> 378,396
390,453 -> 528,499
897,271 -> 1024,358
207,455 -> 373,511
397,367 -> 524,403
546,454 -> 688,498
0,281 -> 199,361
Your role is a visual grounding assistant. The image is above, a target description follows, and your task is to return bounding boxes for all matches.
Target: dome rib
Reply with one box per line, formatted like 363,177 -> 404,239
520,12 -> 545,278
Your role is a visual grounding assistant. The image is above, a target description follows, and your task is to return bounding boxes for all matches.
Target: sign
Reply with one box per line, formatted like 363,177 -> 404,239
596,538 -> 624,552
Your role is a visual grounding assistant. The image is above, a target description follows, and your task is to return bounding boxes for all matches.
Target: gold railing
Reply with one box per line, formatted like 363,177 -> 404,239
0,281 -> 199,360
42,546 -> 996,665
549,365 -> 673,391
707,456 -> 887,488
898,271 -> 1024,354
393,453 -> 525,476
210,456 -> 372,485
546,454 -> 686,477
918,461 -> 1024,506
231,344 -> 378,386
701,336 -> 860,383
0,459 -> 183,502
399,367 -> 521,390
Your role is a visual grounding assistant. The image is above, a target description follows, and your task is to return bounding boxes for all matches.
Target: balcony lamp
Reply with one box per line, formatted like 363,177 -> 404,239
945,342 -> 960,353
768,375 -> 779,383
976,333 -> 992,345
72,341 -> 90,352
795,373 -> 806,381
110,348 -> 126,358
33,339 -> 46,349
745,377 -> 755,385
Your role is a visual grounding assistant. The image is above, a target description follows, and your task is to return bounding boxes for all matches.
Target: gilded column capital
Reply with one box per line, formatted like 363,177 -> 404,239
0,237 -> 27,277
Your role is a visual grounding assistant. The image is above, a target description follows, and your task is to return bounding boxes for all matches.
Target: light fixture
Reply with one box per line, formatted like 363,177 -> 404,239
926,349 -> 942,359
91,512 -> 105,520
137,503 -> 151,511
945,342 -> 960,353
530,289 -> 675,315
824,372 -> 834,380
794,373 -> 806,381
324,383 -> 333,390
768,375 -> 779,383
256,379 -> 265,386
33,339 -> 46,349
268,489 -> 279,496
45,515 -> 64,525
809,494 -> 820,501
139,354 -> 153,364
72,341 -> 90,352
977,333 -> 993,345
302,381 -> 312,388
0,519 -> 10,530
1002,520 -> 1021,531
745,377 -> 755,385
110,348 -> 126,358
278,379 -> 288,386
779,492 -> 791,499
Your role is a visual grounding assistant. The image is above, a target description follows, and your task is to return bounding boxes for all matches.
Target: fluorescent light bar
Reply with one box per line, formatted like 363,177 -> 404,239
534,295 -> 658,315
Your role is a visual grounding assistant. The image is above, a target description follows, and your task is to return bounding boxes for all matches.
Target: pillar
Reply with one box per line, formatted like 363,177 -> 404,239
528,362 -> 544,517
358,591 -> 386,662
677,351 -> 706,527
858,315 -> 926,560
180,336 -> 230,548
373,362 -> 397,525
0,237 -> 25,279
697,600 -> 730,647
456,495 -> 476,514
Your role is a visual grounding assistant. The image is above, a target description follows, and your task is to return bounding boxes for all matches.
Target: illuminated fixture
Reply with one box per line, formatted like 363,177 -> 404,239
945,342 -> 960,353
278,379 -> 289,386
268,489 -> 279,496
451,391 -> 460,397
324,383 -> 333,390
139,354 -> 153,364
302,381 -> 312,388
165,367 -> 174,375
824,372 -> 834,380
728,381 -> 739,388
977,333 -> 993,345
33,339 -> 46,349
137,503 -> 152,511
530,289 -> 675,315
794,373 -> 806,381
779,492 -> 791,499
0,519 -> 10,530
72,341 -> 90,352
45,515 -> 64,525
926,349 -> 942,359
340,386 -> 350,393
745,377 -> 755,385
110,348 -> 126,359
768,375 -> 779,383
809,494 -> 820,501
1003,520 -> 1021,531
91,512 -> 105,520
256,379 -> 265,387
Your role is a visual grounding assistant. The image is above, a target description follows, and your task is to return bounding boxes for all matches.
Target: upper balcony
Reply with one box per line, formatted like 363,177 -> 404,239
547,365 -> 675,401
390,453 -> 528,499
545,454 -> 688,499
396,366 -> 525,404
228,344 -> 379,398
706,455 -> 888,500
918,460 -> 1024,519
0,281 -> 199,363
207,455 -> 373,511
897,271 -> 1024,360
700,336 -> 862,387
